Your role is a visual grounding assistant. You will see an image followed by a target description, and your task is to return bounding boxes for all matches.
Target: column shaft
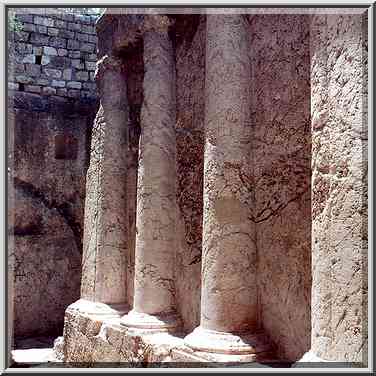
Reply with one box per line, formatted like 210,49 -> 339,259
305,12 -> 367,363
185,14 -> 257,354
121,18 -> 180,331
81,55 -> 129,305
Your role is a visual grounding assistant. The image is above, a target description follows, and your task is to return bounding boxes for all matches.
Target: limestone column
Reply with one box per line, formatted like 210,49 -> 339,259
120,15 -> 180,332
184,14 -> 257,354
80,55 -> 129,307
299,12 -> 367,364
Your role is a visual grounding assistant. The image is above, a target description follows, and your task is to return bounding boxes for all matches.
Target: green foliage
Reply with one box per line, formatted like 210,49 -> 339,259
8,12 -> 23,33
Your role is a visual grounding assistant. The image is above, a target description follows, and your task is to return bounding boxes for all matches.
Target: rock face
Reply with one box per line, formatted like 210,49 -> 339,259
309,12 -> 368,363
8,8 -> 99,339
8,108 -> 96,339
56,7 -> 368,367
249,14 -> 312,361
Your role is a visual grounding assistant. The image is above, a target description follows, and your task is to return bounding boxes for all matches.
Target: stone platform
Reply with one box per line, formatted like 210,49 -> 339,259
59,299 -> 278,367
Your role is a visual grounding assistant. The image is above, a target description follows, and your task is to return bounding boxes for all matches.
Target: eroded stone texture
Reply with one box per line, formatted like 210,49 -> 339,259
8,109 -> 92,338
61,300 -> 274,365
121,16 -> 180,330
81,55 -> 129,304
59,9 -> 368,366
249,15 -> 312,361
174,14 -> 205,334
123,50 -> 144,309
185,14 -> 257,354
9,182 -> 81,337
309,13 -> 368,363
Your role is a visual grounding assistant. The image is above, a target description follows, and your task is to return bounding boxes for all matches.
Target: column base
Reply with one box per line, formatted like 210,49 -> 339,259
67,298 -> 129,317
120,309 -> 181,334
184,326 -> 261,355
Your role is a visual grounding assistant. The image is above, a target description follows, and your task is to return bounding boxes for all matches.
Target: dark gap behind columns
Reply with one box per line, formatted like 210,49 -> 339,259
116,39 -> 144,309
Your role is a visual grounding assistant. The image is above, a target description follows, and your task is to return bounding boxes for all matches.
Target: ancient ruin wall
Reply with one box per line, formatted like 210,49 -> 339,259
174,13 -> 312,357
174,15 -> 205,334
8,9 -> 99,338
8,9 -> 98,99
249,15 -> 312,361
310,13 -> 368,363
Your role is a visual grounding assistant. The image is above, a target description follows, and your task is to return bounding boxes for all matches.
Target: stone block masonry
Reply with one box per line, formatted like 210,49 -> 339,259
8,8 -> 100,340
8,9 -> 99,102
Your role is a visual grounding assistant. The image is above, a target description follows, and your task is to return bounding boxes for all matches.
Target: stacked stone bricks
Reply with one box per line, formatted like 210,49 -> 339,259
8,9 -> 98,101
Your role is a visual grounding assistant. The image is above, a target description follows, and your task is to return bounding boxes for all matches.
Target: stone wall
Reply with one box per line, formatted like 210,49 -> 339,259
8,8 -> 99,339
309,12 -> 368,363
249,14 -> 311,361
174,14 -> 205,334
8,8 -> 98,100
59,9 -> 367,366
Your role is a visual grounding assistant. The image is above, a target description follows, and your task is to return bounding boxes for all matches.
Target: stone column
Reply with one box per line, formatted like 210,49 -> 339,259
120,15 -> 180,332
80,55 -> 129,307
184,14 -> 257,354
299,12 -> 367,364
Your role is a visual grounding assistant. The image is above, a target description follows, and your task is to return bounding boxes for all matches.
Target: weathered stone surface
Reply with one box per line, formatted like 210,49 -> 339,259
15,75 -> 33,84
184,14 -> 257,355
82,82 -> 95,91
67,22 -> 81,31
30,33 -> 49,45
15,43 -> 33,54
309,12 -> 367,364
22,23 -> 36,33
36,78 -> 49,86
249,14 -> 311,362
75,71 -> 89,81
16,14 -> 33,23
121,17 -> 180,333
67,39 -> 80,50
57,48 -> 68,57
80,42 -> 95,53
8,105 -> 95,338
56,88 -> 68,96
71,59 -> 84,69
25,63 -> 41,77
9,185 -> 80,337
80,56 -> 129,304
9,10 -> 98,101
42,86 -> 56,95
32,46 -> 43,55
61,300 -> 272,365
49,36 -> 67,49
62,68 -> 72,80
68,50 -> 81,59
43,46 -> 57,56
8,82 -> 19,90
67,89 -> 80,98
14,31 -> 30,42
40,56 -> 51,65
36,25 -> 47,34
51,80 -> 66,88
47,27 -> 59,36
25,84 -> 41,93
34,16 -> 54,27
67,81 -> 82,89
43,68 -> 62,79
11,8 -> 366,367
85,61 -> 96,71
76,32 -> 89,42
59,30 -> 75,40
22,54 -> 35,64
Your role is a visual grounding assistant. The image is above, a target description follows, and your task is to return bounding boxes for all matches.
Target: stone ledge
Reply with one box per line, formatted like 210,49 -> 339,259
59,299 -> 276,367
